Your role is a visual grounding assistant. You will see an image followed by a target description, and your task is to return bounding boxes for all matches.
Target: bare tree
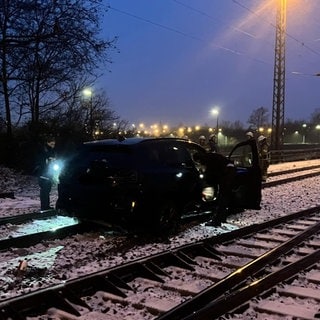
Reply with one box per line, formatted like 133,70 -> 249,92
35,78 -> 121,141
248,106 -> 269,129
0,0 -> 117,139
310,108 -> 320,125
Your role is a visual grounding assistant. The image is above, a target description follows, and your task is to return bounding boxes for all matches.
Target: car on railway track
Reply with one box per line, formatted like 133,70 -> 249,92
56,137 -> 261,231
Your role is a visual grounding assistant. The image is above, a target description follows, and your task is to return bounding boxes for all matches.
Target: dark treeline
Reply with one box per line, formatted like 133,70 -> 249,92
0,0 -> 122,171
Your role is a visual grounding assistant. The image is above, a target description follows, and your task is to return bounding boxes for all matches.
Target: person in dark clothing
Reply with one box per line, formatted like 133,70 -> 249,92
198,135 -> 207,148
36,136 -> 56,211
208,134 -> 219,153
257,135 -> 270,182
194,152 -> 236,226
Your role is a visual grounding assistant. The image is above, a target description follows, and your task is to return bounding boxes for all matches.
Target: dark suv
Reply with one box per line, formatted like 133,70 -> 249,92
56,137 -> 261,230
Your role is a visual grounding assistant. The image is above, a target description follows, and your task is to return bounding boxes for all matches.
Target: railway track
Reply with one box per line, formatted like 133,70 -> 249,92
267,163 -> 320,177
264,164 -> 320,187
1,206 -> 320,319
0,222 -> 100,251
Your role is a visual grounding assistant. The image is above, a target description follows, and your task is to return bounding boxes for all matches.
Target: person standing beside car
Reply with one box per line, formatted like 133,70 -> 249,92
208,134 -> 219,153
245,131 -> 255,141
198,135 -> 207,147
257,135 -> 270,182
35,136 -> 56,211
199,135 -> 212,152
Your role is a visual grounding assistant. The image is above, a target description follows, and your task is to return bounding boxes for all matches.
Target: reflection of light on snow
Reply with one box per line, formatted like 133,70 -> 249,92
10,216 -> 78,238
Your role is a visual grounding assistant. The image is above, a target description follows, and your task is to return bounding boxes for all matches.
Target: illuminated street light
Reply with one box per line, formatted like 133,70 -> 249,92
302,123 -> 307,144
316,125 -> 320,144
83,88 -> 93,138
211,108 -> 219,135
83,88 -> 92,98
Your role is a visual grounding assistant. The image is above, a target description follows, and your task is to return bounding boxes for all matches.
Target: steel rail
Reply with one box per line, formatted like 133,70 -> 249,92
0,222 -> 96,251
183,250 -> 320,320
263,170 -> 320,187
267,163 -> 320,177
0,209 -> 56,226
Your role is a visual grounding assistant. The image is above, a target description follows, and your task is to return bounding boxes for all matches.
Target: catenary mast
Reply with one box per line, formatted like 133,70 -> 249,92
271,0 -> 287,151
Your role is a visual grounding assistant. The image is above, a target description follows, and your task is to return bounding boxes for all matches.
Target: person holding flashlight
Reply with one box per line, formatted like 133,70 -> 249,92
36,135 -> 56,211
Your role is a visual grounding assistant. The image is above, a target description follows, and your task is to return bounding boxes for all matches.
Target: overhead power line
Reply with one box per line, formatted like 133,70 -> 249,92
107,5 -> 272,67
172,0 -> 257,39
108,5 -> 202,42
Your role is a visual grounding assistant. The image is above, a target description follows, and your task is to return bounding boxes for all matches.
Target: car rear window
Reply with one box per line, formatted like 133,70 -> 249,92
69,144 -> 135,169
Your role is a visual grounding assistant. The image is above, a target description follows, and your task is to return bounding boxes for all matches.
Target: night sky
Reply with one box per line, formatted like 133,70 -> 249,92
100,0 -> 320,128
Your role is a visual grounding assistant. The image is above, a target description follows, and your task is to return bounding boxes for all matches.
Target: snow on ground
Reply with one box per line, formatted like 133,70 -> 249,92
0,160 -> 320,319
0,166 -> 52,216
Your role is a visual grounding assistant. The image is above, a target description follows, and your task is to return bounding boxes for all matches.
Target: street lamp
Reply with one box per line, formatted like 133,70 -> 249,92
211,108 -> 219,135
83,88 -> 93,138
316,124 -> 320,144
302,123 -> 307,144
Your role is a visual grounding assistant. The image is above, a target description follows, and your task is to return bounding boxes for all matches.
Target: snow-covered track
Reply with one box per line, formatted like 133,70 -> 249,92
263,168 -> 320,187
1,206 -> 320,319
0,222 -> 98,251
268,163 -> 320,177
0,210 -> 56,226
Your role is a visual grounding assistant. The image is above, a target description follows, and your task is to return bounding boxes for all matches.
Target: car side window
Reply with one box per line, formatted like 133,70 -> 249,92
185,145 -> 206,172
146,142 -> 191,167
162,144 -> 190,167
142,141 -> 201,169
143,147 -> 161,164
230,144 -> 254,168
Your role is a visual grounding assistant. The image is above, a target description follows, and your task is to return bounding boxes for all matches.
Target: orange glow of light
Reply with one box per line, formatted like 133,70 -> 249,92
209,0 -> 314,52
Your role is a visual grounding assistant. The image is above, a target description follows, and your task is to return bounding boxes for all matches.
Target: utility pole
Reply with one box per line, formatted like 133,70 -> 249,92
271,0 -> 286,152
83,88 -> 94,138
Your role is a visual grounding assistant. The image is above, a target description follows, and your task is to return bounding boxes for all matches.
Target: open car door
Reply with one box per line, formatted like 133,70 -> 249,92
228,139 -> 262,210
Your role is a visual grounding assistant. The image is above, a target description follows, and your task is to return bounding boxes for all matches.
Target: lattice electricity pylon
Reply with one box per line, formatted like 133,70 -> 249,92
271,0 -> 286,151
